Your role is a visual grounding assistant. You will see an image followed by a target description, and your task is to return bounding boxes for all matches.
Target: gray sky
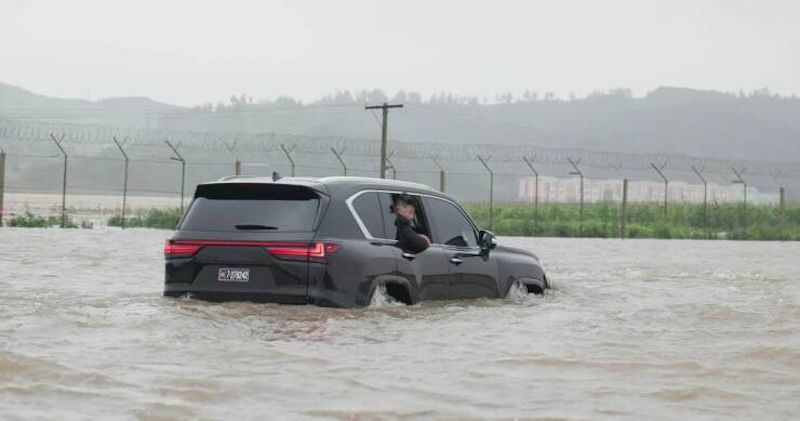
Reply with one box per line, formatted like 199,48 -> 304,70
1,0 -> 797,106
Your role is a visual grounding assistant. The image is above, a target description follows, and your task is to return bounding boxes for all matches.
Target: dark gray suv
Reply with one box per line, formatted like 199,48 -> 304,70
164,176 -> 548,308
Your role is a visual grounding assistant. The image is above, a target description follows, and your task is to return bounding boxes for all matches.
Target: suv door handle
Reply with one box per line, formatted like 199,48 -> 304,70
449,257 -> 464,265
402,252 -> 416,260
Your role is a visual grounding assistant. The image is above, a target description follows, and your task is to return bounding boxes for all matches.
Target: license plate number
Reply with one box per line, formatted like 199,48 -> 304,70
218,268 -> 250,282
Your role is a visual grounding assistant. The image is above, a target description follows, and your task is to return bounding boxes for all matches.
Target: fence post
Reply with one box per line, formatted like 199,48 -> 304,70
522,156 -> 539,227
779,186 -> 786,236
280,144 -> 296,177
477,155 -> 494,230
225,140 -> 240,176
331,147 -> 347,176
567,158 -> 584,236
0,148 -> 5,226
651,162 -> 668,219
431,155 -> 445,192
621,178 -> 628,239
112,136 -> 130,229
692,166 -> 708,238
165,140 -> 186,215
731,167 -> 747,238
49,133 -> 68,228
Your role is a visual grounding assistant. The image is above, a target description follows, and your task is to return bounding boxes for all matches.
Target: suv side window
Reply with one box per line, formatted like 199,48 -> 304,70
423,197 -> 479,248
351,192 -> 385,238
377,192 -> 398,239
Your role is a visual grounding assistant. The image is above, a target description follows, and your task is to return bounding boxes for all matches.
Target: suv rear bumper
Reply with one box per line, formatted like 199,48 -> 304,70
163,284 -> 365,308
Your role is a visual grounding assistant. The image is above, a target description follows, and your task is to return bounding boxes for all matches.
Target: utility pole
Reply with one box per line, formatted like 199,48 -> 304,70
331,147 -> 347,176
567,158 -> 584,236
692,165 -> 708,238
280,144 -> 296,177
651,162 -> 668,218
165,140 -> 186,215
431,155 -> 445,192
731,167 -> 747,237
522,156 -> 539,226
225,139 -> 241,176
112,136 -> 130,229
477,155 -> 494,230
364,102 -> 403,179
0,148 -> 5,227
50,133 -> 68,228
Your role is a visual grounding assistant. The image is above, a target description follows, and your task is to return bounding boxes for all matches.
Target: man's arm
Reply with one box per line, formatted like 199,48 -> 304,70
396,218 -> 430,253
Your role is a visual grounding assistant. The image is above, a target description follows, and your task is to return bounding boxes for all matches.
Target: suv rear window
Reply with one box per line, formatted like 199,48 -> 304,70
179,183 -> 321,232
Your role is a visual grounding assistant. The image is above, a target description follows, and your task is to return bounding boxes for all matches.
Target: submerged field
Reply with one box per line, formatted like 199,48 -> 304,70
1,228 -> 798,419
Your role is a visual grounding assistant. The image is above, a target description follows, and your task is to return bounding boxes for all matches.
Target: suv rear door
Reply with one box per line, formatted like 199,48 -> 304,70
165,183 -> 326,302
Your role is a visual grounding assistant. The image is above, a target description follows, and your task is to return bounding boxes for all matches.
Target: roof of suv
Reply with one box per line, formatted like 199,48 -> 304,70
211,175 -> 434,191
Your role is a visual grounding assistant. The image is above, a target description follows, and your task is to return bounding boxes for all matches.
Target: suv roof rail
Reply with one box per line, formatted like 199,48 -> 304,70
317,176 -> 434,190
216,175 -> 266,182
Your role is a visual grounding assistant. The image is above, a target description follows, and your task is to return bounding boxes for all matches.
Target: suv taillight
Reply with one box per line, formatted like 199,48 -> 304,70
164,240 -> 202,257
163,239 -> 339,260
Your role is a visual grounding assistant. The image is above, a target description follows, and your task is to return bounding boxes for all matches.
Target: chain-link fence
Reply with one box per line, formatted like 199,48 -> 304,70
1,118 -> 798,238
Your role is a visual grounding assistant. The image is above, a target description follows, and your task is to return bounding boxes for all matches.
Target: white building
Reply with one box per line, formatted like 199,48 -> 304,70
518,177 -> 772,204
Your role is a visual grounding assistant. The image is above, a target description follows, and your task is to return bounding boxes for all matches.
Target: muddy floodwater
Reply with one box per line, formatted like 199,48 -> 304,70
1,228 -> 799,420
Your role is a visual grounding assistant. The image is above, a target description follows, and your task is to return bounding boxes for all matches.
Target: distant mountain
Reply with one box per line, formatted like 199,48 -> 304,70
0,82 -> 180,127
2,82 -> 799,163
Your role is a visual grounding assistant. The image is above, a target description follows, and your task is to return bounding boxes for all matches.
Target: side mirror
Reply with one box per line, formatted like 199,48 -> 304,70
479,230 -> 497,254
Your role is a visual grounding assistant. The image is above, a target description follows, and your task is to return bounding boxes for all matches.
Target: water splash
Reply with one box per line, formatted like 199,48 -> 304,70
505,281 -> 532,303
368,283 -> 404,308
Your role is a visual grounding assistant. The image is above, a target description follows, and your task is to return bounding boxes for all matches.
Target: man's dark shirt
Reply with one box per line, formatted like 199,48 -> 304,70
395,215 -> 429,253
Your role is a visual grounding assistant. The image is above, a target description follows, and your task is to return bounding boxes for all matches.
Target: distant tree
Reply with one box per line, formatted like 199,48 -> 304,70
368,89 -> 388,103
274,96 -> 299,106
407,91 -> 422,104
392,90 -> 408,103
335,90 -> 355,104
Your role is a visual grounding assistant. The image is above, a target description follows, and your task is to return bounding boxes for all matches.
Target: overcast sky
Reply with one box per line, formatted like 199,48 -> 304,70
1,0 -> 798,106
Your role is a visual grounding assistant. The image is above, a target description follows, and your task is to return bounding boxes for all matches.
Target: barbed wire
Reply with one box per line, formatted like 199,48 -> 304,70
1,117 -> 799,183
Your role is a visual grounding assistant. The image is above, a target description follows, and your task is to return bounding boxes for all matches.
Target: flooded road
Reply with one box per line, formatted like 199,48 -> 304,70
1,228 -> 799,420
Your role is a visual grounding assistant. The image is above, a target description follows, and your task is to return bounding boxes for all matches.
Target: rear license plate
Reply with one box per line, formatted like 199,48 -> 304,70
218,268 -> 250,282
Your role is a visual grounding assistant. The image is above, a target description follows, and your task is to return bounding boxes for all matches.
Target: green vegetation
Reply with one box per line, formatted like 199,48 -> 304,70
107,208 -> 182,230
5,212 -> 88,228
99,202 -> 800,241
466,202 -> 800,241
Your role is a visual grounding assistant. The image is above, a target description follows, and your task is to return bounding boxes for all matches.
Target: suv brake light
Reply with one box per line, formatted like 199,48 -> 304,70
163,239 -> 339,260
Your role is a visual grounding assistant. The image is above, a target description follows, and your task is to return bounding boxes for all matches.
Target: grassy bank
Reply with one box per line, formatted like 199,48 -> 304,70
107,208 -> 181,229
4,212 -> 92,228
100,202 -> 800,241
466,202 -> 800,240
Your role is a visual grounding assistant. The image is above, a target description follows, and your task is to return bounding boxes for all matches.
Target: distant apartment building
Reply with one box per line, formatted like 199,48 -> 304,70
518,177 -> 774,204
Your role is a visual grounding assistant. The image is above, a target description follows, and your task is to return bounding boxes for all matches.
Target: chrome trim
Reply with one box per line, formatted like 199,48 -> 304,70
345,189 -> 480,248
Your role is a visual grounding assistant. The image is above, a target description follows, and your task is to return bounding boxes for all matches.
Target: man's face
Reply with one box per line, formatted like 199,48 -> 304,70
395,202 -> 415,221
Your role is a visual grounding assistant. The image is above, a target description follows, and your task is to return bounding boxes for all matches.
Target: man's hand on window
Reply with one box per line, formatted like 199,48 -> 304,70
420,234 -> 431,246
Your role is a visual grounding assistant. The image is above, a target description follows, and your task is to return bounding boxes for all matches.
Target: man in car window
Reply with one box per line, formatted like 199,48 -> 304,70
394,195 -> 430,253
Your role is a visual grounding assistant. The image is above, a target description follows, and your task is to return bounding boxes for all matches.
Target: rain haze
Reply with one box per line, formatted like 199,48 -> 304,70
1,0 -> 799,105
1,2 -> 800,420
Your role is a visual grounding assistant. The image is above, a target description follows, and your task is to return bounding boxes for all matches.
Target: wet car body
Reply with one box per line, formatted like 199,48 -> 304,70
164,176 -> 548,308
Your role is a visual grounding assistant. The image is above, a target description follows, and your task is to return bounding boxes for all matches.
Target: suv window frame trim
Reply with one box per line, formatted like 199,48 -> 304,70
345,189 -> 480,248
